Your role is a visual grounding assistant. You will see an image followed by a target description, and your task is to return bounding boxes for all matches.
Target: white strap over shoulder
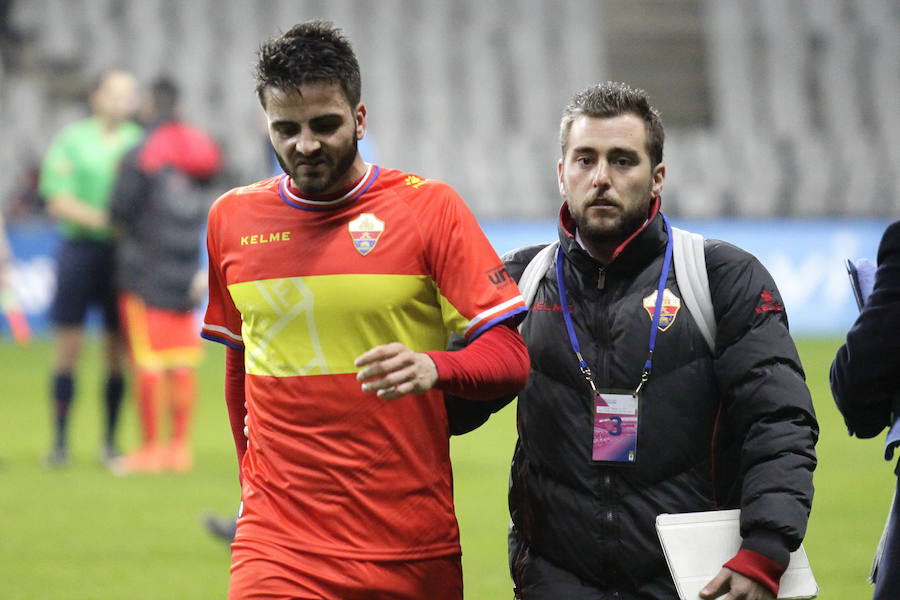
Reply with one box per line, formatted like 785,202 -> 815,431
517,232 -> 715,353
671,227 -> 716,353
517,241 -> 559,308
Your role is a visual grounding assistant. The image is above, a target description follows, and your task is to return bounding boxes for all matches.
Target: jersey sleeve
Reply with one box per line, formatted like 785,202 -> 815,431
418,182 -> 526,340
201,196 -> 245,349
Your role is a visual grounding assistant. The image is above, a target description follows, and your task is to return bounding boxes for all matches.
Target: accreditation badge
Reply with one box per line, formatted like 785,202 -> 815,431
592,390 -> 639,463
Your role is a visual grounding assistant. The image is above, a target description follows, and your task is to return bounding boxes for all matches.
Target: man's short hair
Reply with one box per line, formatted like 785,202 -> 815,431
559,81 -> 665,167
86,67 -> 131,99
255,20 -> 362,108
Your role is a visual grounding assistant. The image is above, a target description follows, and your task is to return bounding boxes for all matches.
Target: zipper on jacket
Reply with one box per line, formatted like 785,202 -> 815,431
597,266 -> 606,290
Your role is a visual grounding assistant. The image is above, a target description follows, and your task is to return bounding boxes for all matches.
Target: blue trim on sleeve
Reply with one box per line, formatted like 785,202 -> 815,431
201,330 -> 245,350
467,305 -> 528,341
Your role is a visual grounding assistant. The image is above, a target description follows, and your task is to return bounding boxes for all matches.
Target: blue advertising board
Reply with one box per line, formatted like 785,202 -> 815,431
1,217 -> 893,339
481,217 -> 891,337
3,222 -> 60,337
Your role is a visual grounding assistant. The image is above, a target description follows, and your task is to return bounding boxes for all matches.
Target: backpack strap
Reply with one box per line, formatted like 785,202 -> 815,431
671,227 -> 716,353
517,241 -> 559,308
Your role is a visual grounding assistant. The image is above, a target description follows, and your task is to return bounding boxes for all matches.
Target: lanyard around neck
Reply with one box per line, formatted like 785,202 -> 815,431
555,213 -> 673,397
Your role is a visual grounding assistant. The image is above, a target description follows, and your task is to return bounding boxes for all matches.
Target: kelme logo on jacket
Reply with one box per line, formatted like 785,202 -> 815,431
642,288 -> 681,331
348,213 -> 385,256
755,289 -> 784,314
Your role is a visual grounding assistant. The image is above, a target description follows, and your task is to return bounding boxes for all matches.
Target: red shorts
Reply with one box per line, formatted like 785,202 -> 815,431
229,537 -> 463,600
118,292 -> 202,370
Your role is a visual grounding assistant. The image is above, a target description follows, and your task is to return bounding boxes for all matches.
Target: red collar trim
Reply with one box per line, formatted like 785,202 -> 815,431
610,196 -> 660,259
559,196 -> 661,259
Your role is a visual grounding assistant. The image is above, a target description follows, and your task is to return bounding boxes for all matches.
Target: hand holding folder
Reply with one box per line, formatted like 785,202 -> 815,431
656,510 -> 818,599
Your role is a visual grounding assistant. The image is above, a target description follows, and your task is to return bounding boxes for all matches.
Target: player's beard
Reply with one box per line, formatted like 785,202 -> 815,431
279,136 -> 359,195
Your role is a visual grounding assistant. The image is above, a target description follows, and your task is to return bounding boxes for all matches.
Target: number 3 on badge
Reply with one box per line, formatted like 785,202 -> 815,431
608,416 -> 623,436
592,392 -> 639,463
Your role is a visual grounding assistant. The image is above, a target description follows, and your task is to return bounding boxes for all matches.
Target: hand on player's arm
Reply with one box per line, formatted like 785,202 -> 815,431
355,343 -> 438,399
699,567 -> 775,600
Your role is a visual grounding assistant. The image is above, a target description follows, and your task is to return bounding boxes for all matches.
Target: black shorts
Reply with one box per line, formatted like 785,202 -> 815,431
51,239 -> 120,331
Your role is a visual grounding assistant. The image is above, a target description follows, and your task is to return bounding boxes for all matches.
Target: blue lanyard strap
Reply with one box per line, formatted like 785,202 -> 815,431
556,214 -> 673,396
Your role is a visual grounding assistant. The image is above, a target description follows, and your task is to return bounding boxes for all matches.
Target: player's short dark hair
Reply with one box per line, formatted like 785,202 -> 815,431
559,81 -> 664,167
255,20 -> 361,108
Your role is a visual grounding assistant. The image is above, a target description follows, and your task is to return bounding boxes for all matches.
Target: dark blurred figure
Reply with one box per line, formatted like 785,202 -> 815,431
4,160 -> 44,222
831,220 -> 900,600
0,0 -> 27,71
38,68 -> 142,466
109,77 -> 222,474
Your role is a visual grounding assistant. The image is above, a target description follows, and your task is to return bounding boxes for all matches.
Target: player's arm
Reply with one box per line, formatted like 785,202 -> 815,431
439,246 -> 538,434
203,197 -> 248,476
224,346 -> 248,480
355,319 -> 529,401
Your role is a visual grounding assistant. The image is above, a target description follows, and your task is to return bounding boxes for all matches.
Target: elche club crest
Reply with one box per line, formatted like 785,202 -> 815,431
348,213 -> 385,256
642,288 -> 681,331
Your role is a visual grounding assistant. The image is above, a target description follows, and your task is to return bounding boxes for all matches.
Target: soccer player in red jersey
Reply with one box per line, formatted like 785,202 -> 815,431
202,21 -> 529,599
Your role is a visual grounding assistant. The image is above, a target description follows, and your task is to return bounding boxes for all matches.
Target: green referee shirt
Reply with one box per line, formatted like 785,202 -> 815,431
39,116 -> 143,241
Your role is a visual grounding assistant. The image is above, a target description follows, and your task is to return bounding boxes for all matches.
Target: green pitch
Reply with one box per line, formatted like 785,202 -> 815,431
0,337 -> 892,598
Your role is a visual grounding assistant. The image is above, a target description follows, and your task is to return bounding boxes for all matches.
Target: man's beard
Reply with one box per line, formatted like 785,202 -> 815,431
278,137 -> 358,195
575,202 -> 650,250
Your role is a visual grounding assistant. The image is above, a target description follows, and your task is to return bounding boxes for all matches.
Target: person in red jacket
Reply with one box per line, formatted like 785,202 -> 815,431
110,77 -> 222,474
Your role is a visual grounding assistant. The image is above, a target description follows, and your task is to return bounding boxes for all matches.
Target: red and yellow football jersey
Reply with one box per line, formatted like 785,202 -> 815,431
203,165 -> 525,561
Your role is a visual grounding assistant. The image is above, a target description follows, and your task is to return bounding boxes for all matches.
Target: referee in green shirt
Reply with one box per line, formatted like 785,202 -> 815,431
39,68 -> 143,467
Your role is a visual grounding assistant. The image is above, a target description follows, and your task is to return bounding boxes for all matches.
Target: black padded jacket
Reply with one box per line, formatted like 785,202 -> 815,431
503,206 -> 818,598
110,118 -> 221,311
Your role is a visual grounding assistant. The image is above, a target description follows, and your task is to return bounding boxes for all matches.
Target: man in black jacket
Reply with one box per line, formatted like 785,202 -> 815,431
831,220 -> 900,600
109,77 -> 222,474
462,82 -> 818,599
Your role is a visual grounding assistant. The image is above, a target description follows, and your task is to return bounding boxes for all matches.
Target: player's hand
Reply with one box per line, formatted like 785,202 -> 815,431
355,343 -> 438,399
699,567 -> 775,600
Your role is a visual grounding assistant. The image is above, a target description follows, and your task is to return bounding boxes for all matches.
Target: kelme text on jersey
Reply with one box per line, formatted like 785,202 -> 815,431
240,231 -> 292,246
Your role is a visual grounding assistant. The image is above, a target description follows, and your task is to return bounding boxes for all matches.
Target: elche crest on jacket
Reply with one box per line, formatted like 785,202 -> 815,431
642,288 -> 681,331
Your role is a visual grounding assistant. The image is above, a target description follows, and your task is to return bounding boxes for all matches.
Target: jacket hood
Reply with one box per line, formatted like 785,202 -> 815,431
138,121 -> 222,179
